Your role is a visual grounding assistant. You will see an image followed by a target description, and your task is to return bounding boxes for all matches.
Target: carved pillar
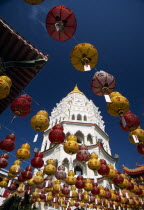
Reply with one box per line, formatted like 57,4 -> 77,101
84,135 -> 88,145
41,138 -> 46,152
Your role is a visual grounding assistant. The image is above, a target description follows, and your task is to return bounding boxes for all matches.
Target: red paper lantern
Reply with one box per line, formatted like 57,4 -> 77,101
76,144 -> 90,163
0,156 -> 8,168
120,110 -> 140,132
18,174 -> 26,182
91,70 -> 115,96
6,134 -> 16,141
113,174 -> 124,184
91,183 -> 99,195
20,94 -> 32,103
0,139 -> 15,152
137,143 -> 144,154
98,164 -> 109,175
127,182 -> 134,190
46,5 -> 77,41
75,175 -> 85,189
21,170 -> 32,180
49,127 -> 65,144
53,124 -> 63,131
99,159 -> 107,165
55,165 -> 66,180
62,184 -> 70,195
31,157 -> 44,168
105,191 -> 111,199
11,97 -> 31,117
35,152 -> 43,158
31,152 -> 44,168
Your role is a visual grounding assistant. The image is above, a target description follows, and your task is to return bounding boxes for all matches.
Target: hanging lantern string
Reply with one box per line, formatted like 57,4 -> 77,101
0,122 -> 42,154
1,71 -> 47,111
8,152 -> 31,168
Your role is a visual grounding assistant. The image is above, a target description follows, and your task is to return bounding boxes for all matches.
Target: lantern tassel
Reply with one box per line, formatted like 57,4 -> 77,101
132,135 -> 139,143
121,116 -> 127,127
11,115 -> 17,123
33,133 -> 38,142
104,94 -> 111,102
84,64 -> 91,71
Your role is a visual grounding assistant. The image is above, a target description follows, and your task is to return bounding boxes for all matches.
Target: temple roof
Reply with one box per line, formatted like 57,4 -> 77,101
123,164 -> 144,175
0,17 -> 48,113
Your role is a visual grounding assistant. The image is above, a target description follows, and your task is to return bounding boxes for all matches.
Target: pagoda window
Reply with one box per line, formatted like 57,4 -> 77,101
74,166 -> 83,175
72,114 -> 75,120
75,131 -> 84,144
87,134 -> 93,145
66,132 -> 71,137
84,115 -> 87,121
63,158 -> 69,173
77,114 -> 82,120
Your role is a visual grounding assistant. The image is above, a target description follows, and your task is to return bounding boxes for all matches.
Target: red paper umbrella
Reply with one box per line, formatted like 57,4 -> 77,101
46,5 -> 77,41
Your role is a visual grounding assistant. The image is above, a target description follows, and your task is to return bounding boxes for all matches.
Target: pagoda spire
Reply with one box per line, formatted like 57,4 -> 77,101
68,84 -> 84,95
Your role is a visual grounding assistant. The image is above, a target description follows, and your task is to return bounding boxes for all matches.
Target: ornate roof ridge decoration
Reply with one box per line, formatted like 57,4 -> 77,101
0,17 -> 48,113
136,163 -> 144,167
122,164 -> 144,175
68,85 -> 84,95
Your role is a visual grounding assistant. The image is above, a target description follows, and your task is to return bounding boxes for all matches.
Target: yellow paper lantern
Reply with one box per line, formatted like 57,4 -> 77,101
84,179 -> 93,191
65,170 -> 76,185
33,171 -> 43,185
0,77 -> 11,99
9,160 -> 21,174
53,180 -> 61,192
16,143 -> 31,160
0,76 -> 12,87
107,94 -> 130,117
88,153 -> 100,171
64,135 -> 79,155
70,43 -> 98,71
105,169 -> 117,179
44,159 -> 56,175
129,128 -> 144,144
30,111 -> 49,132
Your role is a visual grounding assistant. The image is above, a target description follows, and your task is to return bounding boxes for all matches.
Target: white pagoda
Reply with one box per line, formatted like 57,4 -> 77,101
40,85 -> 118,188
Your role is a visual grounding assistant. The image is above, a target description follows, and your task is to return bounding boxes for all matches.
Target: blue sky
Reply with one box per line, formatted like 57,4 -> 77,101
0,0 -> 144,172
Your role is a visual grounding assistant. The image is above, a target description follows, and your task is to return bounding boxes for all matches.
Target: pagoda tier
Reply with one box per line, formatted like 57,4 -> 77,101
0,18 -> 48,113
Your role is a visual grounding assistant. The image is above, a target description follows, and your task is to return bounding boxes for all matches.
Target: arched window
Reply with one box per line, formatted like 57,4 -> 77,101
87,134 -> 93,145
75,131 -> 84,144
84,115 -> 87,121
63,159 -> 69,173
74,165 -> 83,175
72,114 -> 75,120
77,114 -> 82,120
66,132 -> 71,137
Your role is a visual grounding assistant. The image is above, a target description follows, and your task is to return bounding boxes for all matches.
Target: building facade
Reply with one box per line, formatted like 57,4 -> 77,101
40,85 -> 118,188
